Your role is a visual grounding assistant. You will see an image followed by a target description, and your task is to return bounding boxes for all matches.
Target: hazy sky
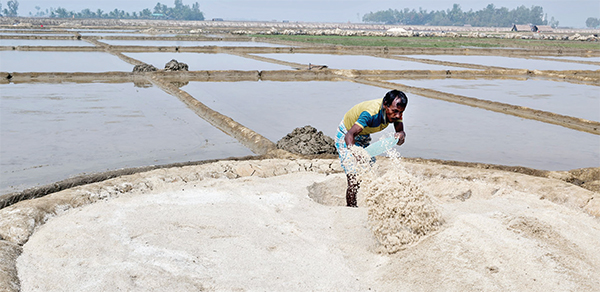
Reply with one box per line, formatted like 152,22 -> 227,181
7,0 -> 600,28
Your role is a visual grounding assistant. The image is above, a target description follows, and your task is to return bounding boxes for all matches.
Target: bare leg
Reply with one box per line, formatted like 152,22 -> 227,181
346,173 -> 359,207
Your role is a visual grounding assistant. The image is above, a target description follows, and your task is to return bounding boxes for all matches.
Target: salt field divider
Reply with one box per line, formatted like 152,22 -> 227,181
148,75 -> 278,155
2,41 -> 599,58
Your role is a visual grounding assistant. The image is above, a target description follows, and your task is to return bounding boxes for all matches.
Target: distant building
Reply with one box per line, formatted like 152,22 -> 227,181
511,24 -> 532,32
532,25 -> 554,33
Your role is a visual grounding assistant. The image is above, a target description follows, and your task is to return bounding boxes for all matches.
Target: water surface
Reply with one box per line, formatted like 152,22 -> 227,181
124,52 -> 292,70
181,80 -> 599,171
254,53 -> 467,70
101,40 -> 289,47
405,55 -> 600,71
0,39 -> 96,46
390,79 -> 600,122
0,33 -> 75,36
79,32 -> 171,37
0,51 -> 133,72
66,29 -> 139,33
539,56 -> 600,63
0,83 -> 253,195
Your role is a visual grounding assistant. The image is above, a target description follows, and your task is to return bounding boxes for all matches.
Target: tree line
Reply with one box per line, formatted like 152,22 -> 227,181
2,0 -> 599,28
1,0 -> 204,21
1,0 -> 19,16
587,17 -> 600,29
362,4 -> 561,28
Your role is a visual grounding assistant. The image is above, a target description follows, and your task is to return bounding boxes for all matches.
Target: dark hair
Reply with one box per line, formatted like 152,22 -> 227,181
383,90 -> 408,107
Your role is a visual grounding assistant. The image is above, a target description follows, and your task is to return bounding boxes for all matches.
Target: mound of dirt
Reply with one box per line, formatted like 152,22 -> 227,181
164,59 -> 189,71
276,125 -> 336,155
132,64 -> 158,73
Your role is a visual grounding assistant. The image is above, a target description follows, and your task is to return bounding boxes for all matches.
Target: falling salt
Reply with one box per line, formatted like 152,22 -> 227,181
346,138 -> 443,253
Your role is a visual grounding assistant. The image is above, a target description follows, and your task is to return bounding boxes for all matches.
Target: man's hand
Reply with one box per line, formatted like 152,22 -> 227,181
395,131 -> 406,146
345,124 -> 364,148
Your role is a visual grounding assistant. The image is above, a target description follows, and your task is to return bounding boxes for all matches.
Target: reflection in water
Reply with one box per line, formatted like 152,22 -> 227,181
133,80 -> 153,88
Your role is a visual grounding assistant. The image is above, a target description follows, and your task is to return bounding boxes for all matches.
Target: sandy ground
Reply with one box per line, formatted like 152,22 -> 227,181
8,158 -> 599,291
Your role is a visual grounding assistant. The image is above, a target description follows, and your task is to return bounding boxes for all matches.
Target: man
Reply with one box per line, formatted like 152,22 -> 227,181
335,90 -> 408,207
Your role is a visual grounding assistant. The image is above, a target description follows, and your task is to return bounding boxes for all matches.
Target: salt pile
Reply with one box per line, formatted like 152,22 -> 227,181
348,144 -> 443,253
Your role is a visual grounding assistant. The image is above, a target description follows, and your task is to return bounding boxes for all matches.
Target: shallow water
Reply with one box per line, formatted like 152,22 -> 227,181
124,52 -> 292,70
0,83 -> 253,195
0,39 -> 96,46
181,80 -> 599,171
539,56 -> 600,62
79,32 -> 172,37
66,29 -> 138,33
1,38 -> 598,195
101,40 -> 290,47
0,33 -> 75,36
405,55 -> 600,71
0,51 -> 134,72
253,53 -> 467,70
0,29 -> 53,32
398,92 -> 599,170
390,79 -> 600,122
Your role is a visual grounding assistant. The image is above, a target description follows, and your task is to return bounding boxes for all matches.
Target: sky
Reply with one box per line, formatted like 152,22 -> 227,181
5,0 -> 600,28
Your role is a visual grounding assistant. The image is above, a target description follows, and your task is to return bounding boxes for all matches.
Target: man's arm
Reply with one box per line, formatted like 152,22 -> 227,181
394,121 -> 406,145
345,124 -> 364,147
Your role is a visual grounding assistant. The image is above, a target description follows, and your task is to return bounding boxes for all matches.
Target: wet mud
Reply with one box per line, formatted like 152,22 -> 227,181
276,125 -> 336,155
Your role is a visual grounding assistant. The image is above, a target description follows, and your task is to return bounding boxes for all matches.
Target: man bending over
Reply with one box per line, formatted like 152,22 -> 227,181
334,90 -> 408,207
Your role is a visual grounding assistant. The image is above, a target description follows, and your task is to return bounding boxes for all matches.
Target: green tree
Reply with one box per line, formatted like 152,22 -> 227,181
175,0 -> 183,9
362,8 -> 401,24
28,0 -> 203,20
447,4 -> 464,25
153,2 -> 168,14
54,7 -> 70,18
549,16 -> 559,28
586,17 -> 599,28
80,8 -> 94,18
140,8 -> 152,18
3,0 -> 19,17
363,3 -> 550,27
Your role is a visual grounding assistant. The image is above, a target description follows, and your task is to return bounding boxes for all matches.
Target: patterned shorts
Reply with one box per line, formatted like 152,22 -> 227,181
335,120 -> 375,174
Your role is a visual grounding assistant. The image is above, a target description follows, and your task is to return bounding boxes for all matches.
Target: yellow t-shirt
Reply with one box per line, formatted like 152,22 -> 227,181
343,98 -> 401,135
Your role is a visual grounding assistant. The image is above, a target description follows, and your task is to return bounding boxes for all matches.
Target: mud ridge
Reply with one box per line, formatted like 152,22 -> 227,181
149,76 -> 278,155
4,69 -> 597,84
